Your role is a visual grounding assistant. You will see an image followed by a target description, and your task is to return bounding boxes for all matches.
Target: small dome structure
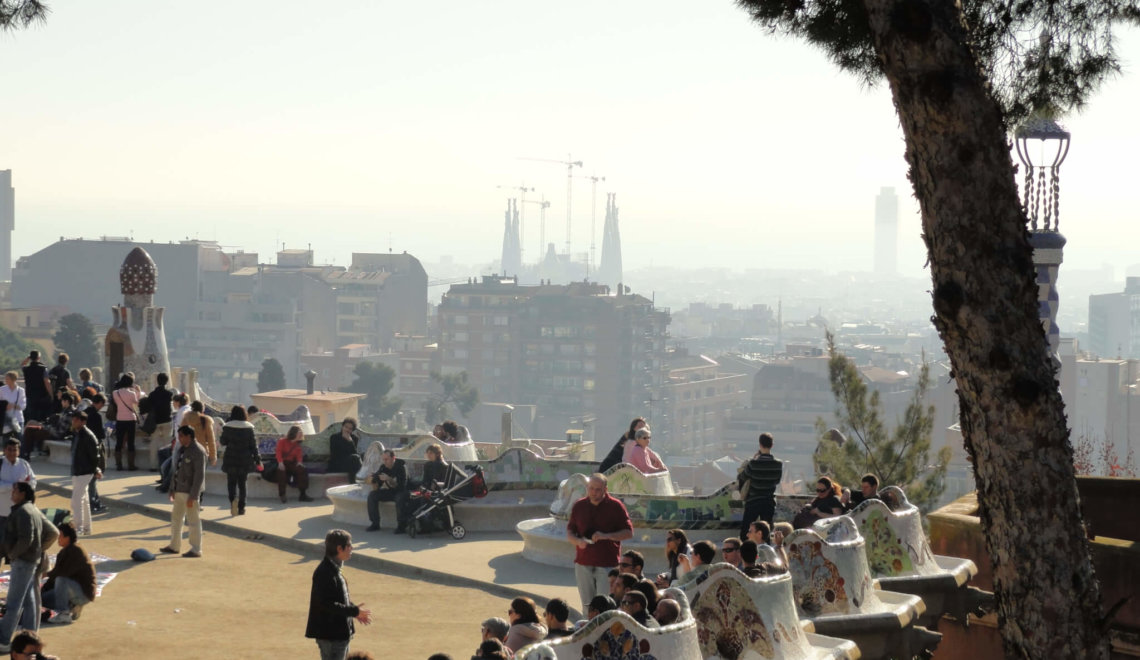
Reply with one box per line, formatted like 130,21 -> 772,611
120,247 -> 157,295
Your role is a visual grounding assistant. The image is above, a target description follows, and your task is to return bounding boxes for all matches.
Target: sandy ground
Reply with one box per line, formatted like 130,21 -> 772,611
14,492 -> 520,660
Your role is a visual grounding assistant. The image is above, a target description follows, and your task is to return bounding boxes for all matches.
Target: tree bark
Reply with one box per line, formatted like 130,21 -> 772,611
858,0 -> 1108,656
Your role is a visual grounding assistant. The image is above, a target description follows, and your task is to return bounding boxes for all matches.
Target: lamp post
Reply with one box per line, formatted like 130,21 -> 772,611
1015,115 -> 1070,360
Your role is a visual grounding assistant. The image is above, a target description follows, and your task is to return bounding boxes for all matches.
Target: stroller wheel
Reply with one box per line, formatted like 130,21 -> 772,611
407,521 -> 418,538
450,522 -> 466,540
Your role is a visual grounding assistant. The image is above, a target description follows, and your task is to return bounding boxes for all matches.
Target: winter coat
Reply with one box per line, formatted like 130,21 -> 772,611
220,420 -> 258,475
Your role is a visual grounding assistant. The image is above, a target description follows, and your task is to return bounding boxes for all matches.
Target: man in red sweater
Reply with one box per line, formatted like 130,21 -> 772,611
565,473 -> 633,612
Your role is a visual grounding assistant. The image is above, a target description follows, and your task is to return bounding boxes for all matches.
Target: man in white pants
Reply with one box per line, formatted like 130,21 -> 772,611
68,412 -> 100,536
160,425 -> 206,558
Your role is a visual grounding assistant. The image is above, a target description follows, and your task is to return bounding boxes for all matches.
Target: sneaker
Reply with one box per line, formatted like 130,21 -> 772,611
71,603 -> 85,621
182,550 -> 202,558
48,612 -> 73,624
159,546 -> 179,554
366,523 -> 380,532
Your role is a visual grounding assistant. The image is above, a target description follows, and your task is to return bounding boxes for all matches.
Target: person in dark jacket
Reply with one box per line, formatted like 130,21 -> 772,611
19,351 -> 52,425
220,406 -> 258,516
68,413 -> 101,536
306,529 -> 372,660
143,372 -> 174,432
84,394 -> 108,514
366,450 -> 408,533
419,444 -> 452,491
597,417 -> 647,474
42,522 -> 96,624
327,418 -> 362,484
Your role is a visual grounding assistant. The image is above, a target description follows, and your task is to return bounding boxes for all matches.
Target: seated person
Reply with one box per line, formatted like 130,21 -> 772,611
366,449 -> 409,533
472,639 -> 511,660
626,428 -> 666,474
42,522 -> 96,624
419,444 -> 450,491
848,473 -> 880,509
478,617 -> 513,657
793,477 -> 846,529
440,420 -> 460,443
584,595 -> 616,623
327,417 -> 363,484
618,591 -> 657,628
543,598 -> 574,639
46,392 -> 78,441
653,597 -> 681,626
275,425 -> 313,503
619,550 -> 645,579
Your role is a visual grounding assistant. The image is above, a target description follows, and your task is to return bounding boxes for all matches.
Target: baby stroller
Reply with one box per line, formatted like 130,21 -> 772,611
406,464 -> 487,540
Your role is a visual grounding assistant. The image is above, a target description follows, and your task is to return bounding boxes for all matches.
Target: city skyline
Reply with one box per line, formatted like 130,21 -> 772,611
3,2 -> 1140,279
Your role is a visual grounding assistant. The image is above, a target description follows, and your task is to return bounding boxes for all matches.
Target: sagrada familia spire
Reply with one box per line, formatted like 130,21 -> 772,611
500,198 -> 522,276
597,193 -> 623,291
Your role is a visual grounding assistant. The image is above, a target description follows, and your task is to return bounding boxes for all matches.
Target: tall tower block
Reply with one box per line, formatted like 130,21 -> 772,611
874,187 -> 898,275
0,170 -> 13,281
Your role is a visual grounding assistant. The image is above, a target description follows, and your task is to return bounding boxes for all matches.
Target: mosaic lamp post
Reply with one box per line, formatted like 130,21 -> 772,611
1015,115 -> 1070,360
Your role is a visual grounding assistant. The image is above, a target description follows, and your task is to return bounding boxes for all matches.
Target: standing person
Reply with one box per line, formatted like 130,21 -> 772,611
47,354 -> 73,404
19,353 -> 52,453
275,425 -> 313,503
0,482 -> 58,652
111,374 -> 143,471
328,418 -> 362,484
0,439 -> 35,548
159,425 -> 206,558
737,432 -> 783,540
366,449 -> 408,532
0,372 -> 26,442
598,418 -> 647,474
67,412 -> 101,536
77,369 -> 103,395
42,522 -> 96,624
306,529 -> 372,660
181,401 -> 217,467
144,373 -> 174,434
565,473 -> 633,612
220,406 -> 258,516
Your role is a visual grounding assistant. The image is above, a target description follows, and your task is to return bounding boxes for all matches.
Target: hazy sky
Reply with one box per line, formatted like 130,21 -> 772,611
4,1 -> 1139,279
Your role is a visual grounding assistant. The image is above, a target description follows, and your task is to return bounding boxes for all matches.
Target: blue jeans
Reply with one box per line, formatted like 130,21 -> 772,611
0,559 -> 40,644
42,576 -> 90,612
315,638 -> 350,660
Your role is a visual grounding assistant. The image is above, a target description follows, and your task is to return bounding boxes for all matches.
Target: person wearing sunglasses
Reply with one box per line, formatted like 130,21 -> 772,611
720,537 -> 743,569
618,550 -> 644,579
619,591 -> 656,628
627,428 -> 666,474
793,477 -> 845,529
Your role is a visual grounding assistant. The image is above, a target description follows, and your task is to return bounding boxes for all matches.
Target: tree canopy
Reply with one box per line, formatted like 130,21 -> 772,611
424,370 -> 479,425
814,334 -> 951,511
257,358 -> 286,393
342,361 -> 401,423
0,0 -> 47,31
0,325 -> 42,373
52,313 -> 99,371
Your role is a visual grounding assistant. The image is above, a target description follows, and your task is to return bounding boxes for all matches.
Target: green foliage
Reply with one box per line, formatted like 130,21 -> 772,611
0,0 -> 49,31
342,361 -> 402,423
814,333 -> 951,512
257,358 -> 286,393
52,313 -> 99,370
736,0 -> 1140,125
0,326 -> 42,373
424,370 -> 479,425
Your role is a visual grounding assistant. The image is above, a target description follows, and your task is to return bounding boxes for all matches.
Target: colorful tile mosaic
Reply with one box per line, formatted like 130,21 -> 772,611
847,487 -> 939,578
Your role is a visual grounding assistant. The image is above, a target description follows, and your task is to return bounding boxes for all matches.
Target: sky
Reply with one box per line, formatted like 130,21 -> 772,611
3,1 -> 1140,279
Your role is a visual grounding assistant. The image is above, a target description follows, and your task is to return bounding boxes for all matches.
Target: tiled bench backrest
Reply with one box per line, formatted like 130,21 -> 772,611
847,486 -> 940,578
677,563 -> 817,659
604,463 -> 678,496
785,515 -> 883,617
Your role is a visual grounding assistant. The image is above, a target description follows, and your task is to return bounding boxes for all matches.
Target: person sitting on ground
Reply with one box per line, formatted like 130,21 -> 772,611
543,598 -> 574,639
504,597 -> 547,652
275,425 -> 313,504
471,638 -> 510,660
42,522 -> 96,624
328,417 -> 363,484
586,595 -> 616,620
633,579 -> 659,616
619,591 -> 657,628
626,428 -> 667,474
611,573 -> 638,603
479,617 -> 514,658
653,597 -> 681,626
9,629 -> 59,660
598,417 -> 647,474
848,473 -> 880,509
619,550 -> 644,579
794,477 -> 846,529
367,450 -> 409,533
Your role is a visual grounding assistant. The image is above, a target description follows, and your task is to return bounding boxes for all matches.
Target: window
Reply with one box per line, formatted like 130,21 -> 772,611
453,315 -> 468,325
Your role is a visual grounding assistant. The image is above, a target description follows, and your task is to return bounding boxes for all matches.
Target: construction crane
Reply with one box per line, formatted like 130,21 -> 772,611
581,174 -> 605,277
521,195 -> 551,261
518,155 -> 582,256
497,184 -> 534,260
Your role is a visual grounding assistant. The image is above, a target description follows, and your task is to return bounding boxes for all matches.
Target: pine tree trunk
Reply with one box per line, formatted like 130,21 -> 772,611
859,0 -> 1108,656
